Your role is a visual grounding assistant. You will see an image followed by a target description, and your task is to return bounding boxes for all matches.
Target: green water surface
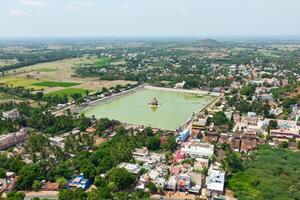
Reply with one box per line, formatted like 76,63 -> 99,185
84,89 -> 214,130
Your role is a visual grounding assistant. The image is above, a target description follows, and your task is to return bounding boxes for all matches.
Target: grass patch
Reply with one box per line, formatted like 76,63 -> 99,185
0,59 -> 18,67
35,68 -> 59,72
45,88 -> 88,98
0,77 -> 46,90
0,92 -> 20,100
94,57 -> 110,67
32,81 -> 80,87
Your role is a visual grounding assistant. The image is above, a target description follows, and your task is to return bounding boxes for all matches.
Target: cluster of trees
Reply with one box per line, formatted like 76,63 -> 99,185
0,118 -> 17,135
1,100 -> 176,197
0,102 -> 91,135
58,188 -> 150,200
0,48 -> 100,73
1,116 -> 175,198
220,143 -> 243,174
229,145 -> 300,200
227,94 -> 271,117
95,118 -> 117,135
240,85 -> 256,97
0,83 -> 69,105
134,127 -> 176,152
271,82 -> 300,115
212,111 -> 233,129
74,54 -> 234,89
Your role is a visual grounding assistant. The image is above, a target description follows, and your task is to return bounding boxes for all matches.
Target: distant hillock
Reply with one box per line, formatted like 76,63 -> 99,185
194,39 -> 220,46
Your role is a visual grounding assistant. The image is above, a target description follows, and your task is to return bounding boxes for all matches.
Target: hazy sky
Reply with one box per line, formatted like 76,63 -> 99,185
0,0 -> 300,38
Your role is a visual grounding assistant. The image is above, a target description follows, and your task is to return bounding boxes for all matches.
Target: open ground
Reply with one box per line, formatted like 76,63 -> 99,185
0,57 -> 135,96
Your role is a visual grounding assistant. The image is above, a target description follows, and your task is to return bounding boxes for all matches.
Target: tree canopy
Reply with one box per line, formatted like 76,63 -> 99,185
229,145 -> 300,200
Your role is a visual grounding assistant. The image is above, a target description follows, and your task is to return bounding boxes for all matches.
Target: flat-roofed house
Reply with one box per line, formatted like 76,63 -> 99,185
165,175 -> 177,191
270,129 -> 300,139
177,174 -> 191,191
49,136 -> 65,149
240,136 -> 259,153
67,174 -> 92,190
194,158 -> 209,171
118,163 -> 141,174
206,169 -> 225,197
2,109 -> 19,120
181,142 -> 214,158
192,115 -> 208,136
176,129 -> 191,142
0,128 -> 28,150
228,135 -> 241,152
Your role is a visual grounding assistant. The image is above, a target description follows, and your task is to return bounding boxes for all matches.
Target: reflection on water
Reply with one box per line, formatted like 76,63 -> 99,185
150,106 -> 158,112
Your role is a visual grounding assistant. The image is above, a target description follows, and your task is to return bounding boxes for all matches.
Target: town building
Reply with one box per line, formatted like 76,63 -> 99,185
118,163 -> 141,174
192,115 -> 208,135
181,142 -> 214,158
49,136 -> 65,149
240,135 -> 259,153
177,174 -> 191,191
194,158 -> 209,171
175,81 -> 186,89
132,147 -> 165,167
270,129 -> 300,139
42,182 -> 60,191
67,174 -> 92,190
0,128 -> 28,150
2,109 -> 19,120
164,175 -> 177,191
206,168 -> 226,197
176,129 -> 191,142
173,150 -> 185,163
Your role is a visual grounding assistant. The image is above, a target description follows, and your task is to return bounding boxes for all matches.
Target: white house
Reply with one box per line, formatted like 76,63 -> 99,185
181,142 -> 214,158
206,168 -> 225,196
2,109 -> 19,120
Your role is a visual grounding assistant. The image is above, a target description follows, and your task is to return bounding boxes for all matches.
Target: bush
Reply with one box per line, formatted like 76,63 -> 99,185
0,168 -> 5,178
7,192 -> 25,200
32,180 -> 42,191
107,167 -> 136,190
147,182 -> 157,193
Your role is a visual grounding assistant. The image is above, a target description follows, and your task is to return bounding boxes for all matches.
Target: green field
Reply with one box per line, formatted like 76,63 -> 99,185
0,77 -> 47,90
45,88 -> 88,97
35,68 -> 59,72
0,92 -> 20,100
32,81 -> 81,87
94,57 -> 111,67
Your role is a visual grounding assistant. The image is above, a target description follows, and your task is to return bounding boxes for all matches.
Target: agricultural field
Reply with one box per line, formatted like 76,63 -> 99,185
32,81 -> 80,87
0,92 -> 21,102
0,77 -> 46,90
94,57 -> 111,67
94,57 -> 126,67
0,59 -> 18,67
0,57 -> 135,97
45,88 -> 88,98
35,68 -> 59,72
0,92 -> 42,107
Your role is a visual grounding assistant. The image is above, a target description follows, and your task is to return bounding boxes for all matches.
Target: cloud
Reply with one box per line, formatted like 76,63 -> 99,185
9,9 -> 28,16
64,1 -> 94,11
20,0 -> 45,7
123,3 -> 130,8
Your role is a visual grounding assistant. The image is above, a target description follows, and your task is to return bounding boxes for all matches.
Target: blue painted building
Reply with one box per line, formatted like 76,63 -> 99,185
67,174 -> 92,190
176,129 -> 191,142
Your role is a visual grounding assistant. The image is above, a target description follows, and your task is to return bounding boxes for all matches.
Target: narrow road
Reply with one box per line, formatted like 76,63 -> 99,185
24,191 -> 58,200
